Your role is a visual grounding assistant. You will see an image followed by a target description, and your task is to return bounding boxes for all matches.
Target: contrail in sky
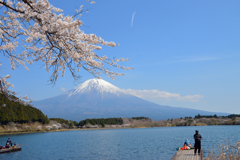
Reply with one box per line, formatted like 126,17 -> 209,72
131,12 -> 136,27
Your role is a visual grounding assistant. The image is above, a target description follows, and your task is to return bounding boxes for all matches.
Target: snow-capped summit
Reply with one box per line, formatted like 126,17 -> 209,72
68,79 -> 121,97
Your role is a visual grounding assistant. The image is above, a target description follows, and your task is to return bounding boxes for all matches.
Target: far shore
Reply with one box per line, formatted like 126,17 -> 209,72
1,114 -> 240,136
1,126 -> 150,135
0,124 -> 237,136
0,127 -> 135,136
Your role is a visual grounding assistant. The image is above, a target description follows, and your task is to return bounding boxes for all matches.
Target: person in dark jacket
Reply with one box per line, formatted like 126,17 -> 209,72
6,138 -> 12,147
194,130 -> 203,155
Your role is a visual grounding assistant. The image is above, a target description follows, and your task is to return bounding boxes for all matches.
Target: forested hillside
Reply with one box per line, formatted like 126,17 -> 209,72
0,93 -> 49,124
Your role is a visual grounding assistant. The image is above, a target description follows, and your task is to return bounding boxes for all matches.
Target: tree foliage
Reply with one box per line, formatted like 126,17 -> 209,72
195,114 -> 240,119
0,93 -> 49,124
226,114 -> 240,119
195,114 -> 218,119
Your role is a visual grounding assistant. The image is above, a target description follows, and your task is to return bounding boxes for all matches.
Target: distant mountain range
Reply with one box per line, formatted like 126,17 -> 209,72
34,79 -> 228,121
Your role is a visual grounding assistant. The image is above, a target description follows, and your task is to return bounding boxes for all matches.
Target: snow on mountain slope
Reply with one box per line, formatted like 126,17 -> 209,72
34,78 -> 228,121
68,79 -> 123,97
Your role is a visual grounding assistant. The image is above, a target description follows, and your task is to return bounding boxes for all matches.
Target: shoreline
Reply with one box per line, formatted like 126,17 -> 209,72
0,127 -> 136,136
0,125 -> 237,136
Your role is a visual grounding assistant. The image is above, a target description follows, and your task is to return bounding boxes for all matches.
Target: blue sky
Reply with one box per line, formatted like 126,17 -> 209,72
1,0 -> 239,114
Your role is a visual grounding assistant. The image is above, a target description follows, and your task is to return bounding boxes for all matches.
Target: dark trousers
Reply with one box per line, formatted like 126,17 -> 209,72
194,142 -> 201,154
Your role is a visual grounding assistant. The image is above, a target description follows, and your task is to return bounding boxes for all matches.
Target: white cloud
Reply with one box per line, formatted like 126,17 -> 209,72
131,12 -> 136,27
61,88 -> 67,92
121,89 -> 203,102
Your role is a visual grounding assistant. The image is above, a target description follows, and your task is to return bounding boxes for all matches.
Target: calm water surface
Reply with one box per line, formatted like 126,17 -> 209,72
0,125 -> 239,160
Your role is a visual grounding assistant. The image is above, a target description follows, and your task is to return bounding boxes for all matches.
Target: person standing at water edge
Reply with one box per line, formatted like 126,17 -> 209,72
194,130 -> 202,155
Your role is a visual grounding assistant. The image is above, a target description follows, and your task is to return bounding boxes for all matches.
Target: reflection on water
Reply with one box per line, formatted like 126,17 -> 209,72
0,126 -> 239,160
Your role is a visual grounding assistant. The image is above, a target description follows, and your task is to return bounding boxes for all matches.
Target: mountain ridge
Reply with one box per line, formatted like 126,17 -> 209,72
34,79 -> 228,121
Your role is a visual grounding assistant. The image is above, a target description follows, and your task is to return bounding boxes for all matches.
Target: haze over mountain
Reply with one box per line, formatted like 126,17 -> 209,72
34,79 -> 227,121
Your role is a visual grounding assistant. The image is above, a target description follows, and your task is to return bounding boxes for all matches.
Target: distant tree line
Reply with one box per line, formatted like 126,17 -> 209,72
224,114 -> 240,119
195,114 -> 218,119
195,114 -> 240,119
172,114 -> 240,126
79,118 -> 123,127
132,117 -> 150,120
0,93 -> 49,124
49,118 -> 78,127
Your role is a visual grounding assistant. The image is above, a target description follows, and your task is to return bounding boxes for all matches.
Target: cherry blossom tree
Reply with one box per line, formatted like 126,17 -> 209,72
0,0 -> 132,105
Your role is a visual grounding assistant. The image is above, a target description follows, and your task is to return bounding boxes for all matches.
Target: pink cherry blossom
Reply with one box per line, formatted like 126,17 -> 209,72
0,0 -> 133,105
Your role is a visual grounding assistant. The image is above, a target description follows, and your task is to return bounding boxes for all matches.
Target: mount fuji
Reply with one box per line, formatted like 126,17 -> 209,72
34,79 -> 227,121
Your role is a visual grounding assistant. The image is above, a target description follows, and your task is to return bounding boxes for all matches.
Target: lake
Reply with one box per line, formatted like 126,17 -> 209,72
0,126 -> 239,160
